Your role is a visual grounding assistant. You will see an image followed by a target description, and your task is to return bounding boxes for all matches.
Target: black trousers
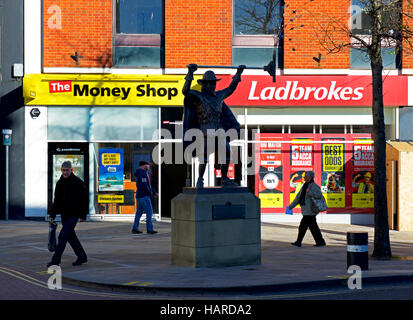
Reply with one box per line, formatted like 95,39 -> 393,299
296,216 -> 325,244
51,217 -> 87,264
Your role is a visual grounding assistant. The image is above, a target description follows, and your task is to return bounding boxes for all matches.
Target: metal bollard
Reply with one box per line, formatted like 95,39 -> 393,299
347,232 -> 368,270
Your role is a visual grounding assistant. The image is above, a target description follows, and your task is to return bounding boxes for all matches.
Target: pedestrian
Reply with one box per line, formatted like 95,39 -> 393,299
47,161 -> 88,267
288,171 -> 327,247
132,160 -> 158,234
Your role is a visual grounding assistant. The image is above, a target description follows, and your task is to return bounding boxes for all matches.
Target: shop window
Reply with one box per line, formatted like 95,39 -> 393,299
114,0 -> 163,67
48,107 -> 90,141
258,125 -> 283,134
161,107 -> 183,140
93,142 -> 158,214
91,107 -> 158,141
233,0 -> 283,68
48,106 -> 159,142
48,143 -> 89,215
290,125 -> 315,133
400,107 -> 413,140
322,125 -> 346,134
351,125 -> 372,134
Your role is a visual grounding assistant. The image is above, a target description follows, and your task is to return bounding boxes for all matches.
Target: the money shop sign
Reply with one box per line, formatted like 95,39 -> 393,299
23,74 -> 186,106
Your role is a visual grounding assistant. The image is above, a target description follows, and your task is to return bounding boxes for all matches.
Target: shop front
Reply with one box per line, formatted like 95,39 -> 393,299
221,74 -> 409,224
23,74 -> 188,220
23,73 -> 409,224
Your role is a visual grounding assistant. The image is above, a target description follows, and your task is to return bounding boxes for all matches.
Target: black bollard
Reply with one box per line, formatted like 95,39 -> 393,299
347,232 -> 368,270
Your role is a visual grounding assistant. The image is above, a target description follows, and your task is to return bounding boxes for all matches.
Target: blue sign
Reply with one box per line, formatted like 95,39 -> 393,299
99,148 -> 124,191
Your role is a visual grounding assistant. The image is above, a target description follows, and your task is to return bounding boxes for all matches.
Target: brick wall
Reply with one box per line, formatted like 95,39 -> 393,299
284,0 -> 351,69
43,0 -> 112,68
41,1 -> 411,71
164,0 -> 232,68
402,0 -> 413,69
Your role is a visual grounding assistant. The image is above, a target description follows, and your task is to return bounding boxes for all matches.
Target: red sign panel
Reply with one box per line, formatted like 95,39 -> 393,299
219,75 -> 408,107
49,81 -> 72,93
353,142 -> 374,172
255,133 -> 374,214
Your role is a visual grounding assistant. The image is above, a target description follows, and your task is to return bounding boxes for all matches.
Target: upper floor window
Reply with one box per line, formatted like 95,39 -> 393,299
114,0 -> 163,68
116,0 -> 163,34
351,0 -> 398,35
350,0 -> 399,69
234,0 -> 283,35
233,0 -> 283,68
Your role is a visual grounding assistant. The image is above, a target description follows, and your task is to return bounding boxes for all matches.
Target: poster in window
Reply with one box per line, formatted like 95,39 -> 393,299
258,137 -> 283,208
99,148 -> 124,192
321,139 -> 345,208
352,140 -> 374,208
290,139 -> 314,205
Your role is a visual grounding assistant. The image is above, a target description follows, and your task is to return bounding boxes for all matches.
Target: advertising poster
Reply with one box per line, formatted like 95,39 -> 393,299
352,140 -> 374,208
321,139 -> 345,208
257,137 -> 283,208
290,139 -> 314,205
99,148 -> 124,192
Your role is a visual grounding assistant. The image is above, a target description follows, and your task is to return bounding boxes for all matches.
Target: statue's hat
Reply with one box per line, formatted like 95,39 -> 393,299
197,71 -> 221,84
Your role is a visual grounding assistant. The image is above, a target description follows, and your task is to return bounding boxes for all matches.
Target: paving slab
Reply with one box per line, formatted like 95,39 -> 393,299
0,220 -> 412,293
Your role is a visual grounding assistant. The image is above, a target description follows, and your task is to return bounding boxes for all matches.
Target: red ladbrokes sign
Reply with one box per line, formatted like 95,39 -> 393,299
221,75 -> 408,106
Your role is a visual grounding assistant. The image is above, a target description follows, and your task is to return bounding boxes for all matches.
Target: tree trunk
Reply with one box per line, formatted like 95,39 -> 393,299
370,45 -> 392,259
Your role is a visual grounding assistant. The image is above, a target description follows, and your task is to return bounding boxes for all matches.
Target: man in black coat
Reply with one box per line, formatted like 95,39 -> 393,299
47,161 -> 88,267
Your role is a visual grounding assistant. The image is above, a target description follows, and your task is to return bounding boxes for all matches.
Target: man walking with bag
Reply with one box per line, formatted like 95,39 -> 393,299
288,171 -> 327,247
47,161 -> 88,267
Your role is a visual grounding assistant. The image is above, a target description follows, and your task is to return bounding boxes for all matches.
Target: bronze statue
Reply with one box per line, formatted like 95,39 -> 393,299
182,64 -> 245,188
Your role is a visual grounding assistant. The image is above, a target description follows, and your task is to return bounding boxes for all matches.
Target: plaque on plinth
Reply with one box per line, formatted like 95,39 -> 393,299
171,187 -> 261,268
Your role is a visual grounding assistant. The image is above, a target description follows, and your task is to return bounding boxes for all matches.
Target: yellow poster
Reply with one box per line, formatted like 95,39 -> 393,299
102,153 -> 121,166
98,195 -> 124,203
352,194 -> 374,208
259,193 -> 283,208
322,144 -> 344,172
289,193 -> 301,208
323,193 -> 345,208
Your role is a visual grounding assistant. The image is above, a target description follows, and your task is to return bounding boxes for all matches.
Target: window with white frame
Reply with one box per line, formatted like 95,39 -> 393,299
114,0 -> 163,67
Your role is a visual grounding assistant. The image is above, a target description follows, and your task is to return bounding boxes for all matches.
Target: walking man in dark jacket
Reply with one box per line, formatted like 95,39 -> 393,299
132,161 -> 158,234
47,161 -> 88,267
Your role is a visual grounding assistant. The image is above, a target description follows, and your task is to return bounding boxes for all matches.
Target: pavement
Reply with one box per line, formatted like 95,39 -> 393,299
0,218 -> 413,295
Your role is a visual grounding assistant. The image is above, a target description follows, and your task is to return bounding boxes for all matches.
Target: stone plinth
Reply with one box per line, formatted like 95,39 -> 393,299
171,187 -> 261,268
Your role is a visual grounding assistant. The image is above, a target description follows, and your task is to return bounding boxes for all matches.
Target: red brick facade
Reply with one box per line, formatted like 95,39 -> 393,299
164,0 -> 233,68
402,0 -> 413,69
41,0 -> 413,71
43,0 -> 113,68
284,0 -> 351,69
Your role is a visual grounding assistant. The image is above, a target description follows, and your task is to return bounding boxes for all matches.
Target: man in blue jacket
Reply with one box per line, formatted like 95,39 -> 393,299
132,160 -> 158,234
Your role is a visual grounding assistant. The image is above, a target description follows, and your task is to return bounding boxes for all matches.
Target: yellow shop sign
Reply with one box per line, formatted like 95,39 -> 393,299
23,74 -> 200,106
98,195 -> 124,203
